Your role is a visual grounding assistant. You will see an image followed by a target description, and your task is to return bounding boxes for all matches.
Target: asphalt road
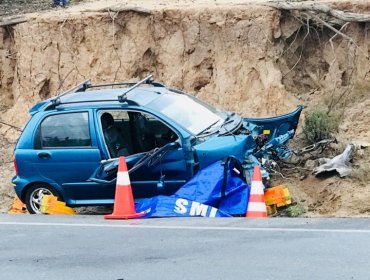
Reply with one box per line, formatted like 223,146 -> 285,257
1,215 -> 370,280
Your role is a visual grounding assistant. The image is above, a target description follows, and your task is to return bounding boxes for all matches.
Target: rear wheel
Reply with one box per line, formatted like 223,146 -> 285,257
24,184 -> 60,214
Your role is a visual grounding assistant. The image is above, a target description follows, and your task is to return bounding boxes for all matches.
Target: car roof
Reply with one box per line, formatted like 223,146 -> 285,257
29,78 -> 182,115
59,86 -> 166,106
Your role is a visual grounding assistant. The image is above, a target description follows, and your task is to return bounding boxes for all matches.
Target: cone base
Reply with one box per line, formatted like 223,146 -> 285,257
104,212 -> 145,220
246,212 -> 267,218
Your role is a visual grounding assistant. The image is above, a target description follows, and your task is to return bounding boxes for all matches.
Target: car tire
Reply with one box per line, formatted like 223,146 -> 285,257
24,183 -> 61,214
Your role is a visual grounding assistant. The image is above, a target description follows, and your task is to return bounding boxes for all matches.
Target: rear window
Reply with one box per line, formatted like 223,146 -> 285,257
39,112 -> 91,148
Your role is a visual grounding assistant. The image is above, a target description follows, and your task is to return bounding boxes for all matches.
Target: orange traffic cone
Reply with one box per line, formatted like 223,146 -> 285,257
105,156 -> 145,219
246,166 -> 267,218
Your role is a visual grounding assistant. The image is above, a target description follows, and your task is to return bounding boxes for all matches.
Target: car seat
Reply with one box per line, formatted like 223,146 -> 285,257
101,112 -> 132,157
129,112 -> 155,153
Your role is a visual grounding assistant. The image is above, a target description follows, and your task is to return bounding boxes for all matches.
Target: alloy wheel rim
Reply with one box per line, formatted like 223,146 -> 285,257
29,188 -> 52,213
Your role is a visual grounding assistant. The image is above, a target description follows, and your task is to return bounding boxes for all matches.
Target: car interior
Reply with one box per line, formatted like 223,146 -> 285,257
101,110 -> 179,158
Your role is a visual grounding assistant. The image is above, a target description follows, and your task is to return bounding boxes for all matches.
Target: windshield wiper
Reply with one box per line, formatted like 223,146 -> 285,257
196,119 -> 222,136
218,118 -> 234,130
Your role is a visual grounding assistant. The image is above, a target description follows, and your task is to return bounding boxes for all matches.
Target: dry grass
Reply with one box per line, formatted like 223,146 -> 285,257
351,148 -> 370,185
351,166 -> 370,185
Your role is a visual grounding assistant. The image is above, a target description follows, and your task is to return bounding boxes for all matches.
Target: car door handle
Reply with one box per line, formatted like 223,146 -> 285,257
38,152 -> 51,160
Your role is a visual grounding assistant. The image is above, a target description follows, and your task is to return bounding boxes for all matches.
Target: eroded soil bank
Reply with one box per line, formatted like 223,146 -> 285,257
1,0 -> 369,215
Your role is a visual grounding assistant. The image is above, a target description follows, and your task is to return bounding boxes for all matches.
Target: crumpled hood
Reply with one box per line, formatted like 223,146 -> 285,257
193,135 -> 256,169
243,105 -> 303,140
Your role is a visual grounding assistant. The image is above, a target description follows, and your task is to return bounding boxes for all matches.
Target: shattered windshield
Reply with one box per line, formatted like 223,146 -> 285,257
146,90 -> 227,135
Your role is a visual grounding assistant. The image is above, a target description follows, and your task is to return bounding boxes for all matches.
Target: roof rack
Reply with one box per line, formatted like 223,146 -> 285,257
118,74 -> 154,102
56,79 -> 91,97
46,74 -> 164,110
89,80 -> 165,90
51,79 -> 92,107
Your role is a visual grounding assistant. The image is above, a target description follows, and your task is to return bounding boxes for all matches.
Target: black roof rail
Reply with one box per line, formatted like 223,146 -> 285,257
88,80 -> 165,89
50,80 -> 91,107
118,74 -> 155,102
45,74 -> 165,110
60,79 -> 91,95
73,80 -> 92,92
70,74 -> 166,92
89,82 -> 137,88
48,99 -> 139,109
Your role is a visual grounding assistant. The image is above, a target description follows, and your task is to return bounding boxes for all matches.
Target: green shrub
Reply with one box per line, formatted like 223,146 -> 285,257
303,111 -> 338,144
280,204 -> 306,217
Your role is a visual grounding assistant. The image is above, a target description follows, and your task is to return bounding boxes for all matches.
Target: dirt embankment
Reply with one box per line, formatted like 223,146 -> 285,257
0,0 -> 369,215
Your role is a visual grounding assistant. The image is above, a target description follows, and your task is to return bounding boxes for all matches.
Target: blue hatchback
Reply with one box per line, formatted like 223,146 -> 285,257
13,75 -> 302,213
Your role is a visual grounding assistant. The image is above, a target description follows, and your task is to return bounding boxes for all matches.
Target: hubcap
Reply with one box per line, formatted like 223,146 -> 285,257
29,188 -> 52,214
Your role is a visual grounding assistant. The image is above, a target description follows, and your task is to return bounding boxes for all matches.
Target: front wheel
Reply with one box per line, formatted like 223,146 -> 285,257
24,184 -> 60,214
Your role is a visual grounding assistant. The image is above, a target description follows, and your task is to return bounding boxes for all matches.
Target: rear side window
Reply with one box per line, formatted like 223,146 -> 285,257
39,112 -> 91,148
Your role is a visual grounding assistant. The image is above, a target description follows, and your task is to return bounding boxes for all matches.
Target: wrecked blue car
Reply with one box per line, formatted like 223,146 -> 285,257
13,75 -> 302,213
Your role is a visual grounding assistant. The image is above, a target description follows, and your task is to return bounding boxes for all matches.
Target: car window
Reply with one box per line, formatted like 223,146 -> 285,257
40,112 -> 91,148
146,91 -> 226,135
110,110 -> 129,120
100,110 -> 179,158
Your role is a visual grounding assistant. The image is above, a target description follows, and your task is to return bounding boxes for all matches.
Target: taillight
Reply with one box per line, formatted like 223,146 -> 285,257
13,156 -> 19,176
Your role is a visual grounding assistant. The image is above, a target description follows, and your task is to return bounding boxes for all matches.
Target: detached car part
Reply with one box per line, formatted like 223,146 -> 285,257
313,144 -> 355,177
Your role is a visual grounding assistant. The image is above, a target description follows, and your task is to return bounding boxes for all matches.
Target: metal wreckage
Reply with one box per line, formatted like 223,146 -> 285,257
15,74 -> 330,216
86,75 -> 307,217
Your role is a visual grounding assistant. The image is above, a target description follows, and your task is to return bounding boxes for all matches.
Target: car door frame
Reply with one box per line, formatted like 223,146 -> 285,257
94,106 -> 196,196
30,108 -> 104,205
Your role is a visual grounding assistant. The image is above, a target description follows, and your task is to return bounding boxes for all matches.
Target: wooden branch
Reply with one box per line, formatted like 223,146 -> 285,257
309,12 -> 369,58
263,1 -> 370,22
104,6 -> 151,15
0,121 -> 22,132
309,13 -> 353,42
0,18 -> 27,27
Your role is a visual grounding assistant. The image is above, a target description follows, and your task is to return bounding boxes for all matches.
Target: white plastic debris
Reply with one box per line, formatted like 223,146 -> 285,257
313,144 -> 355,177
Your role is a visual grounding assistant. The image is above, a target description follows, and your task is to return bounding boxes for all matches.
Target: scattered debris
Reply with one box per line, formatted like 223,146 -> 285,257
313,144 -> 355,177
265,185 -> 292,208
266,204 -> 277,216
40,195 -> 76,215
294,139 -> 337,156
8,196 -> 27,214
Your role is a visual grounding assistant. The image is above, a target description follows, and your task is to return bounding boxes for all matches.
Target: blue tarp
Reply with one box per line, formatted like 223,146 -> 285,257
136,158 -> 250,217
